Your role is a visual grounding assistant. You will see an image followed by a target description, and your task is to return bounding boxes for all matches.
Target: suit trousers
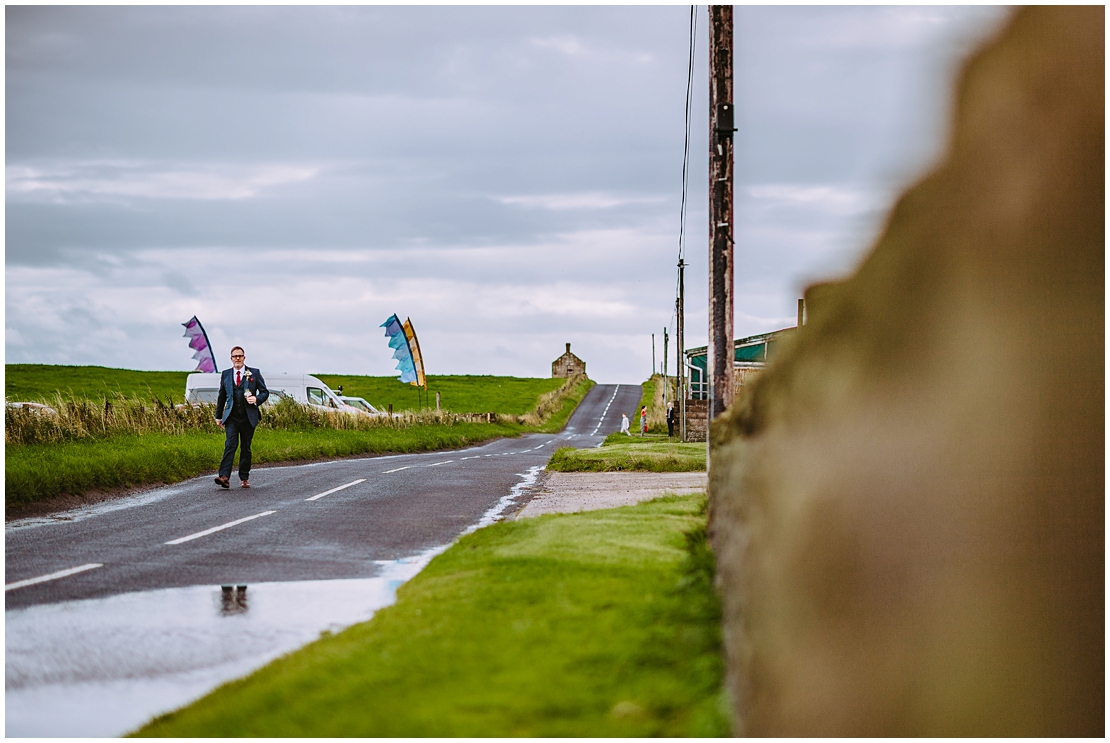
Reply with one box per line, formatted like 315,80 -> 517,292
219,415 -> 256,480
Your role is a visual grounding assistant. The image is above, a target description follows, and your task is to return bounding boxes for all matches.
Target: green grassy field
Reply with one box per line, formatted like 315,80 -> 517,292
548,433 -> 707,472
136,494 -> 728,737
5,423 -> 524,509
314,374 -> 565,414
6,365 -> 565,414
5,365 -> 188,404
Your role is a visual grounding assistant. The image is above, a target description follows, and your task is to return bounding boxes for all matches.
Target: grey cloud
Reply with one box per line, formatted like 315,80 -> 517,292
6,6 -> 1011,381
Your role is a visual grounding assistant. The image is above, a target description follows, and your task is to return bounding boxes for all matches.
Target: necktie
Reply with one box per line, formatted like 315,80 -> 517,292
236,371 -> 241,387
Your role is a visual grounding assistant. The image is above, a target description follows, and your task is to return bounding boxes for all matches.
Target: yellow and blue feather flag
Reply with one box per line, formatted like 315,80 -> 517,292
381,314 -> 426,388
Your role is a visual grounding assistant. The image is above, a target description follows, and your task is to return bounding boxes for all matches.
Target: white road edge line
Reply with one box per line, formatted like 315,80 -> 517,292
165,511 -> 276,545
306,478 -> 367,502
6,563 -> 103,592
383,466 -> 411,474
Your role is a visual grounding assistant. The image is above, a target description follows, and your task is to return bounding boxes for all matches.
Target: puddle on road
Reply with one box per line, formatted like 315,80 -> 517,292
465,464 -> 543,533
5,464 -> 547,738
5,552 -> 441,738
6,484 -> 195,533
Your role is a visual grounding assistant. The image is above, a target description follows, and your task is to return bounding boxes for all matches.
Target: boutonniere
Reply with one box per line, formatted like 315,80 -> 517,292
242,368 -> 253,383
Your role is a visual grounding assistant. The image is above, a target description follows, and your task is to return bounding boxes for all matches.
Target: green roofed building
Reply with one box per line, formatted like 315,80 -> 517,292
684,327 -> 796,400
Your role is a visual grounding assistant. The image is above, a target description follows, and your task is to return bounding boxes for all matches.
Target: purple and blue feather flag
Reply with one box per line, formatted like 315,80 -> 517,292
182,316 -> 218,373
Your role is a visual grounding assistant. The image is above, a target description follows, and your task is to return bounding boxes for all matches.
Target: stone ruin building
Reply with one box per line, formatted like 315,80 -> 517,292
551,343 -> 585,378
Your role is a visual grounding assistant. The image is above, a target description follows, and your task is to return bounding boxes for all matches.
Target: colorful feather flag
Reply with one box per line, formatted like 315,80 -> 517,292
381,314 -> 426,388
182,316 -> 218,373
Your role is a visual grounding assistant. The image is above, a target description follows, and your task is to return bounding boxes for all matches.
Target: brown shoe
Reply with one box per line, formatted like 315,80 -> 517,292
240,480 -> 251,489
214,476 -> 230,489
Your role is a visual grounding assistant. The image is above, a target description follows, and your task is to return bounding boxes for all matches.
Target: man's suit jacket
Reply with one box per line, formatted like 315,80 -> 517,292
215,366 -> 270,427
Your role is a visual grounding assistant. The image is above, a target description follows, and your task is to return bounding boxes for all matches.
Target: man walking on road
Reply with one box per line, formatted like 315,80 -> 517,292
214,346 -> 269,489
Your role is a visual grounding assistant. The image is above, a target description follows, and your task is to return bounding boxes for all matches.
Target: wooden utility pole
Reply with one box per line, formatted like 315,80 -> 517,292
677,260 -> 686,441
662,327 -> 669,405
708,5 -> 735,422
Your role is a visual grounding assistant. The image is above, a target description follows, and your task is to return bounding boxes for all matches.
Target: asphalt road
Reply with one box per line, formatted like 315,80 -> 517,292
5,383 -> 644,610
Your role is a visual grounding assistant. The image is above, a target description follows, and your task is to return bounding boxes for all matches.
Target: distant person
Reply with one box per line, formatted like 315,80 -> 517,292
214,346 -> 269,489
667,402 -> 676,437
640,405 -> 648,436
620,412 -> 631,435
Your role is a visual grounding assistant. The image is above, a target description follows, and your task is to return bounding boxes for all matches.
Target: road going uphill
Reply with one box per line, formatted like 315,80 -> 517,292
5,383 -> 644,609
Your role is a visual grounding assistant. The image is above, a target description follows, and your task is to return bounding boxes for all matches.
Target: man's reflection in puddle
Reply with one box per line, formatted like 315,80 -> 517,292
217,585 -> 248,616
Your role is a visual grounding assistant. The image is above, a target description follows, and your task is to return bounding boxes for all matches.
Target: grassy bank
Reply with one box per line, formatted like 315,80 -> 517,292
636,373 -> 673,434
548,433 -> 706,472
533,375 -> 593,432
137,494 -> 728,737
6,423 -> 522,509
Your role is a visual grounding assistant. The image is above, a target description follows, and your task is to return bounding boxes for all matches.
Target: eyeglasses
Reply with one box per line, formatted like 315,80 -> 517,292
231,354 -> 245,359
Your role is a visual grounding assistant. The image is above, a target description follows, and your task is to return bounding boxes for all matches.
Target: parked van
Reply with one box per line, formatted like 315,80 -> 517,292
184,373 -> 361,415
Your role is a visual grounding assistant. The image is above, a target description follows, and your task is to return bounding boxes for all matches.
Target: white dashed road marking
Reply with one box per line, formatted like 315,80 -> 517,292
427,460 -> 454,467
383,466 -> 411,474
591,385 -> 621,436
6,563 -> 103,592
306,479 -> 366,502
165,511 -> 276,545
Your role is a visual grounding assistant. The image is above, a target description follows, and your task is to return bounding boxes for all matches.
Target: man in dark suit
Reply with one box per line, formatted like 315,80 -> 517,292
214,346 -> 269,489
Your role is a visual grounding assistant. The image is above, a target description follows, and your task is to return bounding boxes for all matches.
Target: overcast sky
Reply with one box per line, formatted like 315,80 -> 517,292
5,5 -> 1010,383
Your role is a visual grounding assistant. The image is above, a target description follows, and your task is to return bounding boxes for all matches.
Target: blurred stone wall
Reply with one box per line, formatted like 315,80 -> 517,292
708,7 -> 1103,736
732,366 -> 762,396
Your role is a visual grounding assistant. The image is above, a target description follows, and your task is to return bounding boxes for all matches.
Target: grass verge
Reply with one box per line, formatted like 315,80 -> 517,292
548,433 -> 706,472
5,423 -> 520,511
135,494 -> 728,737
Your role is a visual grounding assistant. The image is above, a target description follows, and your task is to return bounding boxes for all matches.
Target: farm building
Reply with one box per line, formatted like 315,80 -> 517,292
551,343 -> 586,378
681,327 -> 796,440
684,327 -> 796,400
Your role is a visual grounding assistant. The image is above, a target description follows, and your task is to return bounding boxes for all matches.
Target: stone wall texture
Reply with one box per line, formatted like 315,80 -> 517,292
708,7 -> 1103,736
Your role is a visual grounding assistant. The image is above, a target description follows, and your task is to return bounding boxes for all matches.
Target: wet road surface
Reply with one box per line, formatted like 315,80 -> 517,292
6,383 -> 644,736
6,382 -> 642,608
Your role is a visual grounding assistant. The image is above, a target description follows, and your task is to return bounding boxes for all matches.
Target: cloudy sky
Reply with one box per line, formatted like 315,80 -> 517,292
6,5 -> 1010,383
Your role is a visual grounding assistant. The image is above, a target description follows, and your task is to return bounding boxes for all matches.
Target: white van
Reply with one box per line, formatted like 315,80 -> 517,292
184,373 -> 361,415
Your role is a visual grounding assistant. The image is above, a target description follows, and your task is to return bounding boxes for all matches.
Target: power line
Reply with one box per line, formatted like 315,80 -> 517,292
673,5 -> 696,443
677,4 -> 697,267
